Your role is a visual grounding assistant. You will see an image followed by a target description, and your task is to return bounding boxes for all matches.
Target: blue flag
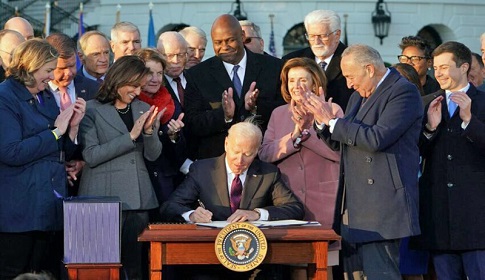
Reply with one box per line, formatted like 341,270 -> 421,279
269,29 -> 276,57
76,8 -> 85,69
268,16 -> 276,57
147,9 -> 156,47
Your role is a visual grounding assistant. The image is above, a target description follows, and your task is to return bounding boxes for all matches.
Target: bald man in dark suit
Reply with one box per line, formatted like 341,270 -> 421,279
184,14 -> 284,160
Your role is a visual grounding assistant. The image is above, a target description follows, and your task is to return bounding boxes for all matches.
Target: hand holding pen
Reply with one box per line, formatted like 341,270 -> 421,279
189,199 -> 213,223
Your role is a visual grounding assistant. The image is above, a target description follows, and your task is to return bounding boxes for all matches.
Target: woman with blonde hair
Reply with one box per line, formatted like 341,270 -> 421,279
0,38 -> 85,278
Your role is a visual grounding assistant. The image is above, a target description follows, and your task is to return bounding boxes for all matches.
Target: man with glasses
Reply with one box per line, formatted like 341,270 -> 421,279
179,26 -> 207,69
0,29 -> 25,82
157,31 -> 189,108
239,20 -> 265,55
283,9 -> 353,111
398,36 -> 440,97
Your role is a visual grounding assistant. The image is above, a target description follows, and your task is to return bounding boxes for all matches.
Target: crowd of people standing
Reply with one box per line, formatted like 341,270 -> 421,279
0,7 -> 485,280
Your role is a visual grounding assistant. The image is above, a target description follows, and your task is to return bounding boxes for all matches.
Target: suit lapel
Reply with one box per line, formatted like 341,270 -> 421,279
209,58 -> 234,95
131,100 -> 148,122
325,42 -> 346,82
213,155 -> 231,207
36,90 -> 59,121
96,103 -> 128,134
356,68 -> 399,120
240,161 -> 262,209
73,76 -> 88,99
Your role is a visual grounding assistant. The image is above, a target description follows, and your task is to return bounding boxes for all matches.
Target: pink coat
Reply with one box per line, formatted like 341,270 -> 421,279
258,104 -> 340,227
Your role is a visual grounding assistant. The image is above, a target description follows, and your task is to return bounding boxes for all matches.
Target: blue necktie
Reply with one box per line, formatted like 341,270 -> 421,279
319,61 -> 327,72
448,97 -> 457,117
232,65 -> 242,97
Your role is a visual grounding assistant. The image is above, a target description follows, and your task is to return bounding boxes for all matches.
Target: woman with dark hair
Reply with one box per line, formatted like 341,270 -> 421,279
398,36 -> 440,95
0,39 -> 85,278
394,63 -> 425,95
79,55 -> 162,279
135,48 -> 187,213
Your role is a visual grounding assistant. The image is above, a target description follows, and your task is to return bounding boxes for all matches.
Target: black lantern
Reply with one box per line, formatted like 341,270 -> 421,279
371,0 -> 391,45
229,0 -> 247,21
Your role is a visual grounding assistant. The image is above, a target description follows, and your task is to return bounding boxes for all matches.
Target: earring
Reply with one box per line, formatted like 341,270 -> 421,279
428,67 -> 432,71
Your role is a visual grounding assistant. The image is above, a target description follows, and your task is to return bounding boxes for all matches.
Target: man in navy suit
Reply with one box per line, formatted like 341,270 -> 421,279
161,120 -> 304,223
306,44 -> 423,279
47,33 -> 99,194
77,31 -> 111,82
184,14 -> 284,160
415,41 -> 485,279
283,10 -> 354,111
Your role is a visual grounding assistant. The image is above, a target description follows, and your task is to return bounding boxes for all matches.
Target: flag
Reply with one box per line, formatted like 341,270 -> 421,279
147,4 -> 156,47
116,4 -> 121,24
343,14 -> 349,46
77,3 -> 85,69
268,14 -> 276,57
78,3 -> 85,38
44,2 -> 51,37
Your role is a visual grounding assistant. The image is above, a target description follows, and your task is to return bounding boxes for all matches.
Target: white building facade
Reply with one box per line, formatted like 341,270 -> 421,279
81,0 -> 485,63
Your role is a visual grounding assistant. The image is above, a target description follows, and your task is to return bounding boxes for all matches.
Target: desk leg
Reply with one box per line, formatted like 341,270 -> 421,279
308,241 -> 328,280
150,242 -> 162,280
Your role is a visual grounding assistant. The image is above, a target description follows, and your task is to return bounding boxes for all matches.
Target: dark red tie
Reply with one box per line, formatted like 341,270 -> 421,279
173,77 -> 185,106
230,175 -> 243,213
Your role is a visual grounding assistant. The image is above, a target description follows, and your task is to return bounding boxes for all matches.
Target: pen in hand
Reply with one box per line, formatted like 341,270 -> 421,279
195,199 -> 212,222
198,199 -> 206,209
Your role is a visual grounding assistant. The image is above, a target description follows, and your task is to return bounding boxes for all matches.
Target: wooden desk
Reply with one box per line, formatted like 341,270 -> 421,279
138,225 -> 340,280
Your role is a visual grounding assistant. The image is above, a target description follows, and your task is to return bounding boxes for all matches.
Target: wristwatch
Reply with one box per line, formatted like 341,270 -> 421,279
51,127 -> 63,140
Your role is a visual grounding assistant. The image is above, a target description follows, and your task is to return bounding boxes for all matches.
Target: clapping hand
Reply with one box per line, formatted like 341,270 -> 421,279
244,81 -> 259,111
167,112 -> 185,136
130,105 -> 155,140
69,98 -> 86,128
427,96 -> 444,129
222,88 -> 236,121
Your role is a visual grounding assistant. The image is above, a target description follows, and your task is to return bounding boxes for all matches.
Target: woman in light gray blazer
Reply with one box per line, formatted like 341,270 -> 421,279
79,56 -> 162,280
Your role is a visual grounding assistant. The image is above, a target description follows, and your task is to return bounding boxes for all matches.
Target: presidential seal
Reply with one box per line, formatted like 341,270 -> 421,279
215,222 -> 267,272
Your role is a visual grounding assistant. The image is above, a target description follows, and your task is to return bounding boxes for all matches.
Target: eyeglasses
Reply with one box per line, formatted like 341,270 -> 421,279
162,53 -> 187,60
244,37 -> 261,44
305,30 -> 339,42
397,55 -> 429,64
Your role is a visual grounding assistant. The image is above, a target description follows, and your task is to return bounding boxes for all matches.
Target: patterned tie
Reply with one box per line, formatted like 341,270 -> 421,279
448,97 -> 457,117
173,77 -> 185,106
232,65 -> 242,97
319,61 -> 327,72
59,86 -> 72,111
230,175 -> 243,213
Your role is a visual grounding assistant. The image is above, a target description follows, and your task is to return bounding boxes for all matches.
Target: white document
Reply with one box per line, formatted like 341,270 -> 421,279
196,220 -> 320,229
